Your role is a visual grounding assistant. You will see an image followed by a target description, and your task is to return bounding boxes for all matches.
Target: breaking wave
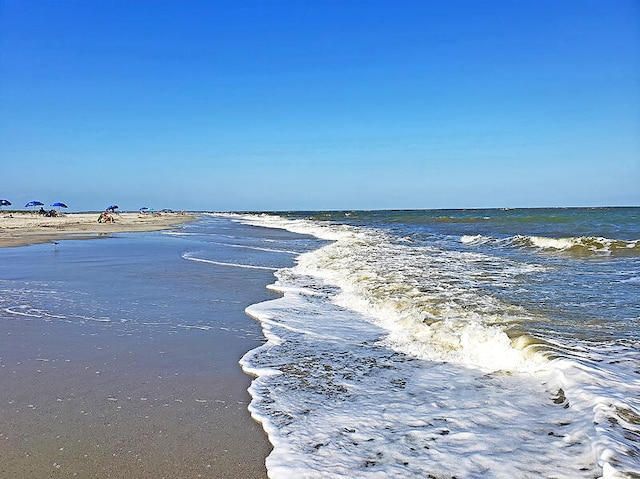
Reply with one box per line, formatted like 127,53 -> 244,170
461,234 -> 640,256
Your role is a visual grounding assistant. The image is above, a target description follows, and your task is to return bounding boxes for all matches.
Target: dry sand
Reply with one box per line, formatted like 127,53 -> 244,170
0,211 -> 198,248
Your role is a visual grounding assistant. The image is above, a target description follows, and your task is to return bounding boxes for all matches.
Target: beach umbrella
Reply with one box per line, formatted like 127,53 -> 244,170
51,202 -> 68,211
106,205 -> 118,212
25,200 -> 44,210
0,199 -> 10,208
139,206 -> 149,212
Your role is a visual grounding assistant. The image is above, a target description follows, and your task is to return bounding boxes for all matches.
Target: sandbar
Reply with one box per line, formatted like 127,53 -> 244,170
0,211 -> 198,248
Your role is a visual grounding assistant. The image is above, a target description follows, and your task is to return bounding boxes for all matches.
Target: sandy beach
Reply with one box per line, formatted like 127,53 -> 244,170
0,211 -> 199,248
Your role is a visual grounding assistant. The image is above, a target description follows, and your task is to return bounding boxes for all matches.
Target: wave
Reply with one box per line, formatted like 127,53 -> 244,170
239,214 -> 543,373
514,235 -> 639,255
461,234 -> 640,256
235,213 -> 640,477
460,234 -> 494,245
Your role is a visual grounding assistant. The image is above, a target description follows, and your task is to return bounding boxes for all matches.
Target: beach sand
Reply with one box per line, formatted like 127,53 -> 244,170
0,321 -> 272,479
0,213 -> 274,478
0,211 -> 198,248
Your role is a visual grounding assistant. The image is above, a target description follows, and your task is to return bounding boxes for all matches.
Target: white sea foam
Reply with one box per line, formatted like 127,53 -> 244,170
527,235 -> 577,250
619,275 -> 640,284
75,315 -> 112,322
244,216 -> 540,373
460,234 -> 490,244
176,324 -> 213,331
4,306 -> 42,318
241,275 -> 601,478
236,213 -> 640,478
181,252 -> 278,271
210,242 -> 299,254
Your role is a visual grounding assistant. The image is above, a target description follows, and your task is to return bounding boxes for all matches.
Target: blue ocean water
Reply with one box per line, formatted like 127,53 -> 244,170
236,208 -> 640,478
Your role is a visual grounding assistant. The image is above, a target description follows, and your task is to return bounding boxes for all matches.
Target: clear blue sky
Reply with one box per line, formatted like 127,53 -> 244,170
1,0 -> 638,212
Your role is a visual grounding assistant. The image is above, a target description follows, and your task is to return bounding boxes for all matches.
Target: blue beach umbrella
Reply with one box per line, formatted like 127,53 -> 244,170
0,199 -> 10,211
25,200 -> 44,210
51,202 -> 68,211
139,206 -> 149,212
106,205 -> 118,212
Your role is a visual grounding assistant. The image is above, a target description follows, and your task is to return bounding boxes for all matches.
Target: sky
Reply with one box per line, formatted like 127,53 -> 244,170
1,0 -> 639,212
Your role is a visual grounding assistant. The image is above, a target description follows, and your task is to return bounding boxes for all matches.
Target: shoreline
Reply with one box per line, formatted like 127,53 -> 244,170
0,211 -> 199,248
0,214 -> 277,478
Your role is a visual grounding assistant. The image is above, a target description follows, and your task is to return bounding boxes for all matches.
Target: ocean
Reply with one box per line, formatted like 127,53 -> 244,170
1,208 -> 638,478
234,208 -> 640,478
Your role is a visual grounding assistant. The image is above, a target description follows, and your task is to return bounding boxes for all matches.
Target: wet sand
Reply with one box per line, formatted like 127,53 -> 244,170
0,216 -> 277,478
0,211 -> 198,248
0,320 -> 273,478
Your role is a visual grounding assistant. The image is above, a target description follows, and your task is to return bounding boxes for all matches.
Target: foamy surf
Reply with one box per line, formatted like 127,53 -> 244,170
236,210 -> 640,478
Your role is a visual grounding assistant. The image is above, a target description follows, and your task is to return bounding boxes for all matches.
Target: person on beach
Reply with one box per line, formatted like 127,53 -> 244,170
97,211 -> 115,223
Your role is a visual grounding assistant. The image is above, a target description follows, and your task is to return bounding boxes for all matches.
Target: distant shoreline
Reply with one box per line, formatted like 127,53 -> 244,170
0,211 -> 199,248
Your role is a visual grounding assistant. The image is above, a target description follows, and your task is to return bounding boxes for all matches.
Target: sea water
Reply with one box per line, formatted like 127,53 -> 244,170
235,208 -> 640,478
0,218 -> 307,335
